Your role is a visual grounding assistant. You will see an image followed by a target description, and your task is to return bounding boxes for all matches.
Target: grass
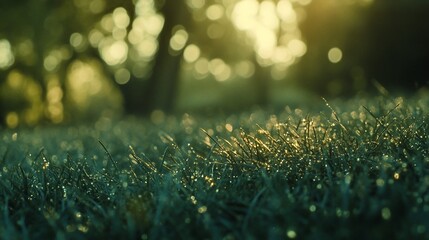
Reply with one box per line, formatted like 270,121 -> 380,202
1,95 -> 429,239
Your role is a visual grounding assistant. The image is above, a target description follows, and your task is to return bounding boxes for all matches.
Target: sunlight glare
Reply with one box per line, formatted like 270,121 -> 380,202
259,1 -> 279,30
232,0 -> 259,30
255,27 -> 277,59
277,0 -> 296,23
232,0 -> 307,68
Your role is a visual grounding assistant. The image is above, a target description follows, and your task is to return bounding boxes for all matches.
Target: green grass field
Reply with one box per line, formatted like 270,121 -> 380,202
1,95 -> 429,239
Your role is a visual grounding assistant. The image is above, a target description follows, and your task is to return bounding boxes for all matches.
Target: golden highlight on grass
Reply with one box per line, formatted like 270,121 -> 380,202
0,95 -> 428,239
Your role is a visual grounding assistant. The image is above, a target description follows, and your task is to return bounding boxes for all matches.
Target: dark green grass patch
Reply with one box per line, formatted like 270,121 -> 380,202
1,96 -> 429,239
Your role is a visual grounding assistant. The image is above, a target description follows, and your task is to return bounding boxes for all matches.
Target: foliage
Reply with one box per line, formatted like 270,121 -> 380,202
1,95 -> 429,239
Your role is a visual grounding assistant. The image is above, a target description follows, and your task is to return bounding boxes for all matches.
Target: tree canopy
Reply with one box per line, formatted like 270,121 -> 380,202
1,0 -> 428,127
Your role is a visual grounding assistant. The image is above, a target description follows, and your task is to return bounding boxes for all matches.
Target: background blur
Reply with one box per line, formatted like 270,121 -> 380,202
0,0 -> 428,127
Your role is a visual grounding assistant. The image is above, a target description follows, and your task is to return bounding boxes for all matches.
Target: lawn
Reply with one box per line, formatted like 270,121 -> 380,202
1,95 -> 429,239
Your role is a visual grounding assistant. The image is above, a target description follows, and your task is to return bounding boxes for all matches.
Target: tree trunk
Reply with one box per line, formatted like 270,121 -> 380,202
121,1 -> 187,115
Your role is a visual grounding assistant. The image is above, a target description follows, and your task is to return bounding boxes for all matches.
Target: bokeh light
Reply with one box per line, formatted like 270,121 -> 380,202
183,44 -> 201,63
231,0 -> 309,68
99,38 -> 128,66
206,4 -> 224,21
328,47 -> 343,63
170,28 -> 189,52
0,39 -> 15,69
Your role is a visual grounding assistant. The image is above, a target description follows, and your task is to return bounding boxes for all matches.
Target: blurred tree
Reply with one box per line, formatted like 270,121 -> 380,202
120,0 -> 190,114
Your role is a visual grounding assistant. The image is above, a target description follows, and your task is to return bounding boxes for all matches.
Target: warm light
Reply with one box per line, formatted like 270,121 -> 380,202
89,0 -> 105,13
99,38 -> 128,65
16,39 -> 34,64
259,1 -> 279,30
6,112 -> 19,128
232,0 -> 259,31
88,29 -> 104,47
46,78 -> 64,123
206,4 -> 224,21
194,57 -> 209,76
0,39 -> 14,69
272,46 -> 292,64
66,59 -> 123,117
328,47 -> 343,63
68,60 -> 103,101
101,14 -> 114,32
207,23 -> 224,39
209,58 -> 231,81
114,68 -> 131,85
44,55 -> 60,71
235,60 -> 255,78
135,38 -> 158,58
277,0 -> 296,23
70,33 -> 84,49
170,28 -> 189,52
134,15 -> 164,36
112,28 -> 127,40
255,26 -> 277,59
2,70 -> 43,126
295,0 -> 312,5
393,172 -> 400,180
288,39 -> 307,57
186,0 -> 205,9
231,0 -> 307,68
112,7 -> 130,29
183,44 -> 201,63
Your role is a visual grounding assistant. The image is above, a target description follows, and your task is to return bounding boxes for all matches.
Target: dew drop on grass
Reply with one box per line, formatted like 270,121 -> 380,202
190,196 -> 197,205
198,206 -> 207,214
12,132 -> 17,141
394,173 -> 400,180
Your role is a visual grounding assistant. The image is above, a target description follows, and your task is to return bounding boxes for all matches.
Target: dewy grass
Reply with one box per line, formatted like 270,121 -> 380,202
1,95 -> 429,239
